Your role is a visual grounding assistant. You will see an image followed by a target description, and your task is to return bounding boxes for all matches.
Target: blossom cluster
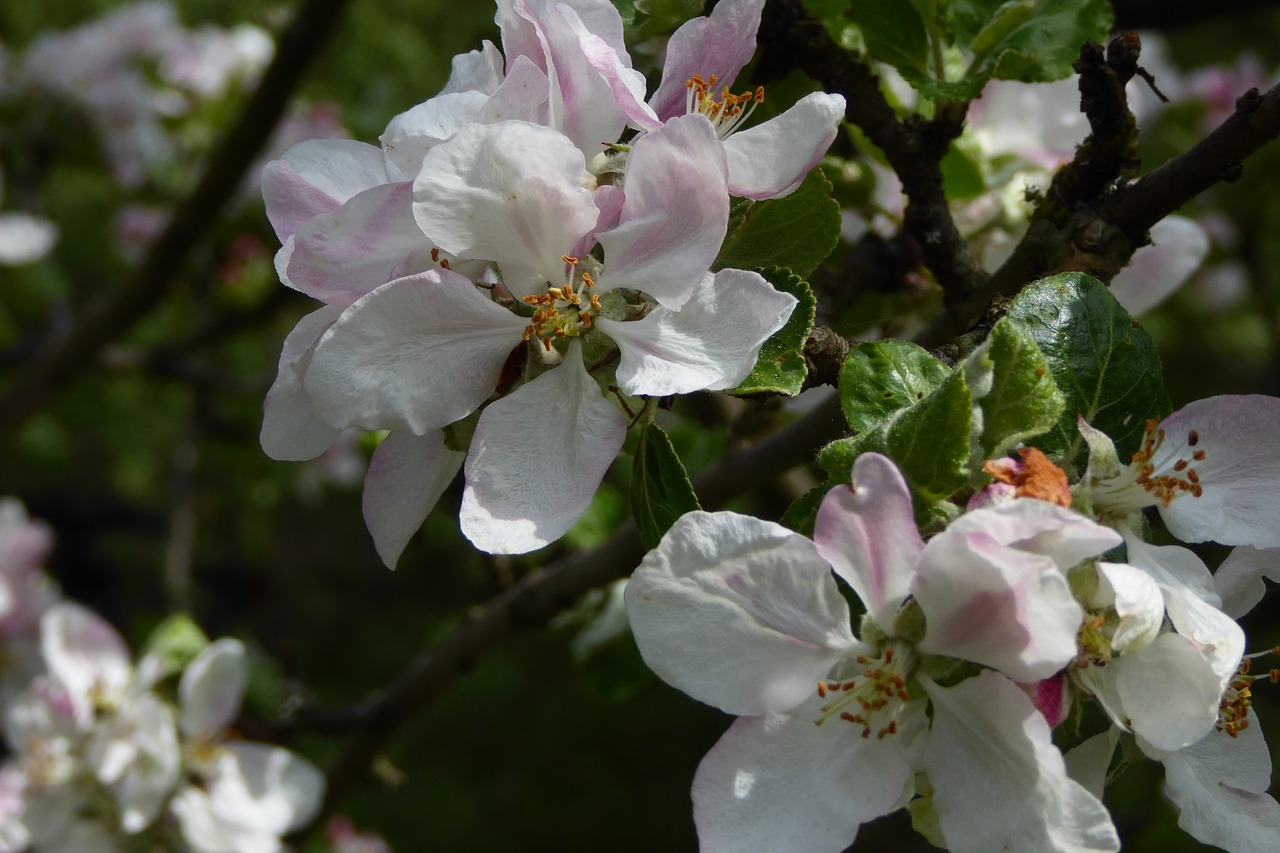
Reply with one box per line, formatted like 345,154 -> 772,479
259,0 -> 844,562
0,501 -> 326,853
625,395 -> 1280,852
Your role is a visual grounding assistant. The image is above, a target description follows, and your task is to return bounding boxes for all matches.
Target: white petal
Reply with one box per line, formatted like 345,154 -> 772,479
722,93 -> 846,199
179,639 -> 247,740
438,40 -> 504,96
947,499 -> 1123,569
40,602 -> 132,723
114,694 -> 180,833
1160,582 -> 1245,692
1109,216 -> 1209,316
599,269 -> 795,396
1163,710 -> 1280,852
1121,529 -> 1221,607
597,114 -> 729,309
305,270 -> 527,435
1094,562 -> 1163,651
625,511 -> 859,716
459,344 -> 626,554
691,696 -> 915,853
481,54 -> 551,126
1116,633 -> 1222,757
812,453 -> 923,630
261,140 -> 389,241
412,121 -> 598,297
0,213 -> 58,266
260,306 -> 343,462
1064,730 -> 1119,801
922,672 -> 1119,853
1156,395 -> 1280,548
1215,545 -> 1280,618
207,742 -> 324,836
362,430 -> 465,569
379,90 -> 490,181
171,785 -> 274,853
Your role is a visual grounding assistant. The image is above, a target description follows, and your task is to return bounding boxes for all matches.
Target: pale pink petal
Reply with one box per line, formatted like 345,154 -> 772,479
625,511 -> 859,716
207,742 -> 323,837
692,696 -> 914,853
648,0 -> 766,122
379,91 -> 490,181
412,121 -> 598,297
597,115 -> 728,308
113,693 -> 180,833
1155,395 -> 1280,548
480,54 -> 551,126
362,431 -> 465,569
286,182 -> 431,307
1214,545 -> 1280,618
569,184 -> 624,261
40,602 -> 132,723
1163,710 -> 1280,852
721,92 -> 846,199
568,9 -> 660,132
946,499 -> 1123,570
1109,216 -> 1209,315
459,344 -> 625,554
439,41 -> 504,96
179,639 -> 247,741
305,270 -> 527,435
261,140 -> 389,241
260,305 -> 343,462
598,269 -> 796,396
922,672 -> 1120,853
812,453 -> 922,629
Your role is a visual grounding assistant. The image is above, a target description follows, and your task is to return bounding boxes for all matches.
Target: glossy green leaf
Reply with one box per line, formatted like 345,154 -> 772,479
730,269 -> 816,397
1005,272 -> 1171,473
631,421 -> 701,549
847,0 -> 931,76
964,317 -> 1065,459
838,339 -> 950,435
715,168 -> 841,279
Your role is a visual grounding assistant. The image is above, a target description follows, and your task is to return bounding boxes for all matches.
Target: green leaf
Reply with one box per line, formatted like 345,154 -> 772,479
631,421 -> 701,549
715,168 -> 841,279
838,339 -> 950,435
140,614 -> 210,681
940,140 -> 987,201
964,317 -> 1065,459
846,0 -> 931,76
779,483 -> 832,537
960,0 -> 1113,83
883,368 -> 973,504
730,268 -> 816,396
1005,272 -> 1171,473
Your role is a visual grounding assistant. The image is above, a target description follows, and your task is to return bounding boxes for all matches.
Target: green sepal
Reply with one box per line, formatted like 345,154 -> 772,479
715,168 -> 841,279
963,316 -> 1065,460
631,421 -> 702,550
730,269 -> 816,397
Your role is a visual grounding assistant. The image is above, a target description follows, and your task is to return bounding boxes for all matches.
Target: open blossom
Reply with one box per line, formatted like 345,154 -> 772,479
625,453 -> 1121,852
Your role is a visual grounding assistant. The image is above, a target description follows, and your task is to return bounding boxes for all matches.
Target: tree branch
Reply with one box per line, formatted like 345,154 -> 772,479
0,0 -> 350,442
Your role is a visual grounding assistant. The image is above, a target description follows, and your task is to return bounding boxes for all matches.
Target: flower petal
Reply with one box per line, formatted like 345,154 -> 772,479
40,602 -> 132,724
305,270 -> 527,435
1214,545 -> 1280,618
113,693 -> 180,833
1155,395 -> 1280,548
261,140 -> 389,241
648,0 -> 766,122
564,6 -> 660,132
922,671 -> 1120,853
0,213 -> 58,266
438,40 -> 504,97
179,639 -> 247,741
1109,216 -> 1209,316
379,90 -> 491,181
721,92 -> 846,199
597,114 -> 728,308
1113,633 -> 1223,758
260,305 -> 343,462
691,695 -> 914,853
599,269 -> 795,396
625,511 -> 859,716
1093,561 -> 1163,652
459,344 -> 626,554
812,453 -> 922,629
207,742 -> 324,837
1121,529 -> 1221,608
362,430 -> 465,569
946,499 -> 1123,569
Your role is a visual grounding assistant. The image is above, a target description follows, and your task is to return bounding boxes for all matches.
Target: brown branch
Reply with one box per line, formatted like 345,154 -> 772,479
286,390 -> 849,823
0,0 -> 351,443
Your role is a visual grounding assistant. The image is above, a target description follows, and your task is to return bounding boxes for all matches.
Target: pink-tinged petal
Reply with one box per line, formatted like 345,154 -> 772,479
599,269 -> 796,396
1025,672 -> 1071,728
261,140 -> 389,241
286,181 -> 431,308
208,742 -> 324,836
459,344 -> 625,554
970,77 -> 1088,169
1163,710 -> 1280,852
412,121 -> 598,297
438,40 -> 504,96
567,9 -> 661,132
260,306 -> 343,462
947,499 -> 1122,570
1214,545 -> 1280,618
597,115 -> 728,308
649,0 -> 766,122
172,786 -> 263,853
480,54 -> 551,126
362,431 -> 465,569
812,453 -> 922,629
569,184 -> 624,262
305,270 -> 527,435
692,696 -> 915,853
379,91 -> 490,181
916,531 -> 1081,682
625,511 -> 859,716
1155,395 -> 1280,548
721,92 -> 846,199
1109,216 -> 1208,315
1113,633 -> 1222,758
922,672 -> 1120,853
1120,529 -> 1220,608
40,602 -> 132,723
179,639 -> 247,741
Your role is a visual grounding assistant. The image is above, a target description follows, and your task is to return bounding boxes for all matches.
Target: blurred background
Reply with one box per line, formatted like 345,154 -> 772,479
1,1 -> 1278,849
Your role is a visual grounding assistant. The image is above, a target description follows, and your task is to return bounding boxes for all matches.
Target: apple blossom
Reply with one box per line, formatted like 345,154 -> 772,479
625,453 -> 1122,852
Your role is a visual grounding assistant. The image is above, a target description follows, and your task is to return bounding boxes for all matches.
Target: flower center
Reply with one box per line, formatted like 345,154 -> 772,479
684,74 -> 765,139
1094,419 -> 1207,513
813,643 -> 914,739
521,255 -> 602,352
